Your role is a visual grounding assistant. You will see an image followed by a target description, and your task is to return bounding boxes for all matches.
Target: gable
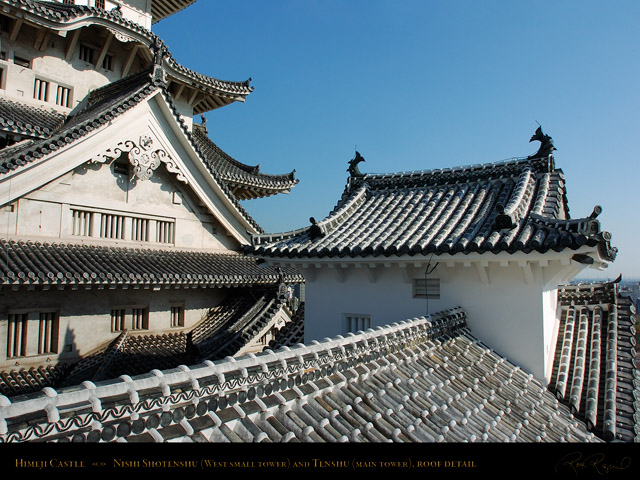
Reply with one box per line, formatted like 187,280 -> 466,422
0,88 -> 260,246
11,153 -> 239,251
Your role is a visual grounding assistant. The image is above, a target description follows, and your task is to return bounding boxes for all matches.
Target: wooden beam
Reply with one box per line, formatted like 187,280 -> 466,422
122,45 -> 140,77
65,29 -> 81,61
328,264 -> 345,283
365,263 -> 378,283
400,264 -> 413,284
38,31 -> 52,51
9,19 -> 22,41
95,33 -> 113,68
174,83 -> 185,101
519,261 -> 534,285
476,262 -> 490,285
33,29 -> 46,50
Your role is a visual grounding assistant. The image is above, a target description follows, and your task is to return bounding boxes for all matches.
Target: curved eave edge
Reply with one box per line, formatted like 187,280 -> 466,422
0,1 -> 253,101
152,88 -> 264,237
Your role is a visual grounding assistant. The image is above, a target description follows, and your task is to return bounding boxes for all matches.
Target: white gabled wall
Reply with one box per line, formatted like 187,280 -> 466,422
299,257 -> 587,384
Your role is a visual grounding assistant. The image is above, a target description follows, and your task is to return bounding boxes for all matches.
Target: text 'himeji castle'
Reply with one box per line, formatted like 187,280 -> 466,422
0,1 -> 637,445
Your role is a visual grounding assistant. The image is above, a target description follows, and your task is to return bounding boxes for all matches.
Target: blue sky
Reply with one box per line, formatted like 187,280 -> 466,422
155,1 -> 640,280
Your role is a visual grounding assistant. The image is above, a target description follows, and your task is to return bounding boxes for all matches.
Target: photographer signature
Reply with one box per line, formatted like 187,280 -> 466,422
556,452 -> 631,476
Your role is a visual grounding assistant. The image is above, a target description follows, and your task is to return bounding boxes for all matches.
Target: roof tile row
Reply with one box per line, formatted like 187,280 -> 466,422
1,239 -> 303,288
0,307 -> 600,443
250,155 -> 616,260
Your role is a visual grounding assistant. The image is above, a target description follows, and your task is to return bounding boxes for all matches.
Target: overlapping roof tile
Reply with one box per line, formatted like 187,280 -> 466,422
191,124 -> 297,200
1,1 -> 253,101
0,307 -> 601,443
0,68 -> 155,175
0,239 -> 304,288
0,98 -> 65,139
550,280 -> 638,442
249,152 -> 617,261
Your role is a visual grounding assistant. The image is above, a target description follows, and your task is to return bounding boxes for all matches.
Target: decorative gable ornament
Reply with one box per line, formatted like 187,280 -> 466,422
91,135 -> 188,183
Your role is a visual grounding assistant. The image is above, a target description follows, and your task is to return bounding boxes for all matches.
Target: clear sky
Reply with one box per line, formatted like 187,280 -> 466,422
155,0 -> 640,280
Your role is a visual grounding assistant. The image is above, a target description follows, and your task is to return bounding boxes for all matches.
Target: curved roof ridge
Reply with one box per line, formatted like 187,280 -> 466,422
0,97 -> 66,139
357,155 -> 553,183
191,124 -> 296,183
0,69 -> 156,175
1,1 -> 253,101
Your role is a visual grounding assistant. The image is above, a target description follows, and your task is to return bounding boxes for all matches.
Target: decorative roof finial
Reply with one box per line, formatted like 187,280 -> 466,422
308,217 -> 325,239
527,126 -> 556,159
150,37 -> 169,86
348,151 -> 366,177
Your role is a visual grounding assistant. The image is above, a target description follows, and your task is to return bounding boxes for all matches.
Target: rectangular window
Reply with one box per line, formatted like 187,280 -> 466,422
38,312 -> 59,355
14,56 -> 30,68
7,313 -> 28,358
113,159 -> 130,176
79,44 -> 94,64
131,218 -> 149,242
72,209 -> 93,237
413,278 -> 440,299
170,305 -> 184,328
64,0 -> 76,4
155,220 -> 175,244
95,0 -> 105,9
7,311 -> 58,358
131,308 -> 148,331
111,309 -> 126,332
71,208 -> 175,245
344,314 -> 371,334
102,53 -> 113,71
56,85 -> 72,108
100,213 -> 125,240
33,78 -> 49,101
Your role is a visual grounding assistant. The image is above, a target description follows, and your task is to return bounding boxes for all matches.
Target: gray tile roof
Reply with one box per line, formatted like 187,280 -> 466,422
151,0 -> 197,24
0,68 -> 155,175
1,1 -> 253,104
0,287 -> 297,397
550,280 -> 639,442
249,152 -> 617,262
0,307 -> 602,443
0,98 -> 65,139
0,239 -> 304,289
192,124 -> 298,200
267,303 -> 305,350
0,66 -> 264,232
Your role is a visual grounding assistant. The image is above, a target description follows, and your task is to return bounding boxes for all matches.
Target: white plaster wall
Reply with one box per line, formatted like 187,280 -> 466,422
0,21 -> 146,112
302,262 -> 563,383
10,157 -> 240,251
0,286 -> 227,370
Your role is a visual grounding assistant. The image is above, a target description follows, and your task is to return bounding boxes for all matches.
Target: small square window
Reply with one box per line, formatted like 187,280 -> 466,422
79,45 -> 95,64
413,278 -> 440,299
343,314 -> 371,334
33,78 -> 49,101
14,56 -> 31,68
170,305 -> 185,328
56,85 -> 72,107
102,53 -> 113,71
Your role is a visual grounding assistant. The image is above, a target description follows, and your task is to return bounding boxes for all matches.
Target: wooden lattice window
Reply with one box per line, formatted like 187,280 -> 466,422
7,313 -> 28,358
344,314 -> 371,334
111,309 -> 126,332
33,78 -> 49,101
56,85 -> 72,107
170,305 -> 185,328
7,311 -> 59,357
413,278 -> 440,299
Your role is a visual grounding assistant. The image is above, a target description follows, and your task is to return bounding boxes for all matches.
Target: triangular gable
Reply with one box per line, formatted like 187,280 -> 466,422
0,72 -> 262,244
